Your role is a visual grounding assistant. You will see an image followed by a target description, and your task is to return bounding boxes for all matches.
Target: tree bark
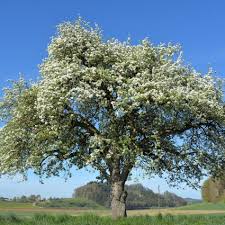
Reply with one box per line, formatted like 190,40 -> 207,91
111,180 -> 127,219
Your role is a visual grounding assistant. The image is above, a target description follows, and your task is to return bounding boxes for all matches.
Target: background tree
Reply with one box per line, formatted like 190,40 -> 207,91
202,177 -> 225,202
0,19 -> 225,218
202,179 -> 212,202
12,195 -> 41,203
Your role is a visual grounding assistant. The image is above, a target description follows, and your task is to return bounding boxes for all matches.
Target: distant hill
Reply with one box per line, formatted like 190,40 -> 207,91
184,198 -> 202,204
73,182 -> 187,209
73,181 -> 111,207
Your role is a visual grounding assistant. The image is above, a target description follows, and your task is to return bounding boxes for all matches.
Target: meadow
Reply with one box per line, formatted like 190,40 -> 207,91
1,214 -> 225,225
0,201 -> 225,224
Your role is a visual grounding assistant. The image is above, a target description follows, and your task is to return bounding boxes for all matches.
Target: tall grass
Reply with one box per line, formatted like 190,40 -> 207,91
1,213 -> 225,225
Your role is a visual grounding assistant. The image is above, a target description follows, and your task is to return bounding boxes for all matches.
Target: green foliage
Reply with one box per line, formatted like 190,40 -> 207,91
126,184 -> 186,209
74,182 -> 187,209
202,177 -> 225,203
12,195 -> 41,203
74,182 -> 111,207
1,214 -> 225,225
162,191 -> 186,207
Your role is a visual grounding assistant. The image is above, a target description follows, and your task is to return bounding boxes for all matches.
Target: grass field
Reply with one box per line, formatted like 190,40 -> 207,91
0,201 -> 36,209
178,202 -> 225,210
1,201 -> 225,216
0,201 -> 225,224
1,214 -> 225,225
36,198 -> 104,209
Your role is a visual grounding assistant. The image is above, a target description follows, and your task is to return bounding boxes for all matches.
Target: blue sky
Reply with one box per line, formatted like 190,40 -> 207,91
0,0 -> 225,199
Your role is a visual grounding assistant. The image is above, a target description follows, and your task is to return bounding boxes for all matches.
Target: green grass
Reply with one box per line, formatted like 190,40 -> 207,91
1,200 -> 225,223
36,198 -> 105,209
178,202 -> 225,210
0,198 -> 105,210
1,214 -> 225,225
0,201 -> 35,209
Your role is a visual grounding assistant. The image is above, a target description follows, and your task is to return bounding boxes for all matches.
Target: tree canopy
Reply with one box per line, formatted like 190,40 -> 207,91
0,18 -> 225,218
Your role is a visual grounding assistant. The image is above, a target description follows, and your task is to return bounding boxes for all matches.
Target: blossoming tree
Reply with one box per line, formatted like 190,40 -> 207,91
0,19 -> 225,218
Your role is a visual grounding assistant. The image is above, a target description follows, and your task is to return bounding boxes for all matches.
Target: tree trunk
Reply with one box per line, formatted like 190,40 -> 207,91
111,180 -> 127,219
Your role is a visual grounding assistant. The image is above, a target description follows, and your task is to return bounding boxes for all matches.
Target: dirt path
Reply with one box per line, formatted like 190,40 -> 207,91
0,208 -> 225,216
127,209 -> 225,216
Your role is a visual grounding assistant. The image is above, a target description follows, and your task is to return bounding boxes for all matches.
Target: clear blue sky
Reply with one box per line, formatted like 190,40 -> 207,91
0,0 -> 225,199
